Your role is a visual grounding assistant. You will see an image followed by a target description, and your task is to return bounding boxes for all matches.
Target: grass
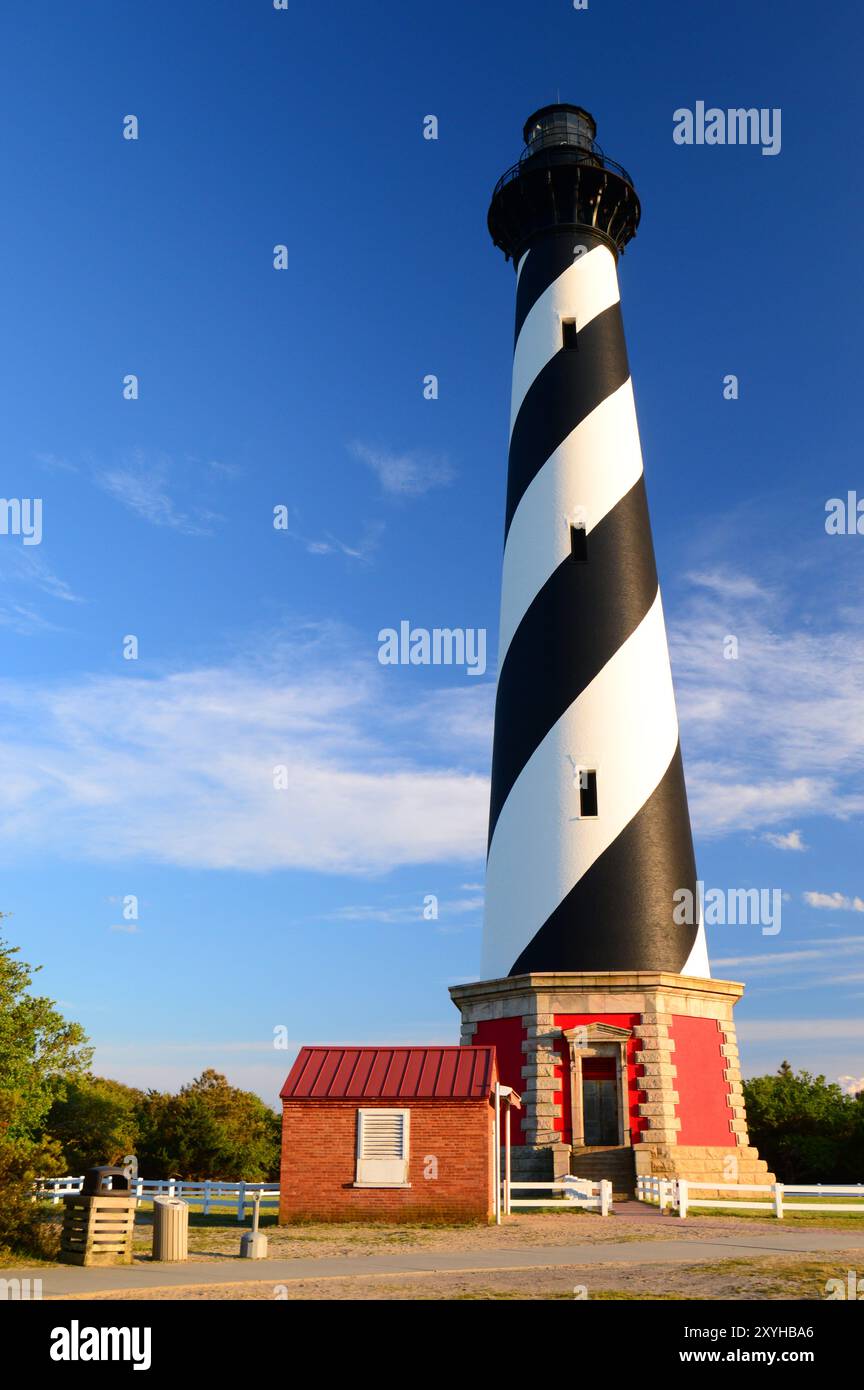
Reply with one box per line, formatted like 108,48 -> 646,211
683,1258 -> 858,1299
452,1289 -> 701,1301
677,1205 -> 864,1230
0,1249 -> 59,1269
511,1259 -> 863,1301
508,1204 -> 589,1215
450,1290 -> 697,1300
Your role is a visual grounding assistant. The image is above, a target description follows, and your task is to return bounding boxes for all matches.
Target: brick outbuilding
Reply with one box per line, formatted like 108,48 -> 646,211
279,1045 -> 503,1223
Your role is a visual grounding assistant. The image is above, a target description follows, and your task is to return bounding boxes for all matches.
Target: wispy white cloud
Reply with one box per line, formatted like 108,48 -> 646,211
37,447 -> 236,533
323,894 -> 483,926
0,551 -> 84,632
763,828 -> 807,851
0,600 -> 61,635
711,940 -> 864,987
205,459 -> 243,479
35,451 -> 79,474
803,891 -> 864,912
0,636 -> 491,874
685,569 -> 772,601
801,935 -> 864,946
94,451 -> 219,534
303,520 -> 384,563
671,565 -> 864,836
738,1019 -> 864,1041
0,550 -> 82,605
712,950 -> 831,970
351,442 -> 455,497
685,772 -> 820,836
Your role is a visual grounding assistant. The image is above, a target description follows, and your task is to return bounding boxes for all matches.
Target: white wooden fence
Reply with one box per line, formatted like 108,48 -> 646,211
505,1175 -> 612,1216
33,1176 -> 279,1221
636,1175 -> 677,1212
636,1174 -> 864,1219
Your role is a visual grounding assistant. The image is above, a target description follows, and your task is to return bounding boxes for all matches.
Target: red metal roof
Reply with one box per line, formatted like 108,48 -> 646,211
280,1045 -> 497,1101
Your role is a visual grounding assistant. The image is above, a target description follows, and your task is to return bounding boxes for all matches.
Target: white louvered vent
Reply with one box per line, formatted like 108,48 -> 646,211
356,1109 -> 410,1186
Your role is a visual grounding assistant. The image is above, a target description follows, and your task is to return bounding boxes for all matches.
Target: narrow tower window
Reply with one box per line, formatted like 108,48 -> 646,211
579,770 -> 598,818
562,317 -> 578,349
570,523 -> 587,562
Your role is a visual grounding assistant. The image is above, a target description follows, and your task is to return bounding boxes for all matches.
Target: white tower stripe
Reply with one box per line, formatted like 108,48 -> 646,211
509,244 -> 621,436
681,920 -> 711,977
483,590 -> 682,980
498,378 -> 645,665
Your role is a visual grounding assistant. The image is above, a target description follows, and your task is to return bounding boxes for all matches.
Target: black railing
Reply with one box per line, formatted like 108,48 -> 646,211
492,142 -> 636,202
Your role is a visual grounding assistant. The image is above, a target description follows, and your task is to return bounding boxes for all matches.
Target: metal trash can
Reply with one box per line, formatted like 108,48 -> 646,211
240,1229 -> 268,1259
239,1190 -> 268,1259
152,1197 -> 189,1262
60,1166 -> 136,1267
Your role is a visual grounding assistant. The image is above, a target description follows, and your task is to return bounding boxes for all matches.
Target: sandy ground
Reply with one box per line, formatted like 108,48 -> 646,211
66,1256 -> 853,1301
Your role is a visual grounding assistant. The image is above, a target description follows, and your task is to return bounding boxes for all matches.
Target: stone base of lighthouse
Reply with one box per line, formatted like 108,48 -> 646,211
450,972 -> 772,1192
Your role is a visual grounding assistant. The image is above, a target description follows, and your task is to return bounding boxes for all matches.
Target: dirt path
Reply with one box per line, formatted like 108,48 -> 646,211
7,1226 -> 864,1299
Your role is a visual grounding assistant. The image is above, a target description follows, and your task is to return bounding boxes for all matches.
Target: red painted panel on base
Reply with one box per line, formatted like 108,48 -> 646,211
471,1018 -> 527,1144
668,1014 -> 732,1145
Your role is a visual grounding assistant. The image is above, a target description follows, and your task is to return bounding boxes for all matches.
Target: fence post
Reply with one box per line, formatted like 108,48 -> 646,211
168,1177 -> 175,1199
203,1180 -> 211,1216
678,1179 -> 688,1219
237,1180 -> 246,1222
773,1182 -> 784,1219
659,1179 -> 670,1213
600,1179 -> 611,1217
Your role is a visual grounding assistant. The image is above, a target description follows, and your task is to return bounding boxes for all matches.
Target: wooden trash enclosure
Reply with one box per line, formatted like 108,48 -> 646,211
59,1165 -> 136,1267
60,1194 -> 136,1266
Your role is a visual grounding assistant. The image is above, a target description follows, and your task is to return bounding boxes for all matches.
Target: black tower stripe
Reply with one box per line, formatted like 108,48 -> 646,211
505,303 -> 630,539
488,476 -> 659,842
508,743 -> 700,975
513,228 -> 618,344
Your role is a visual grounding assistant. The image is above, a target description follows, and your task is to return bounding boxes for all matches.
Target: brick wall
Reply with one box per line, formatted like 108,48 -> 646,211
279,1096 -> 495,1223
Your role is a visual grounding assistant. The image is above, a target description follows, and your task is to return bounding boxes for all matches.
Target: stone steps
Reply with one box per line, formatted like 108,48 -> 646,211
570,1146 -> 636,1198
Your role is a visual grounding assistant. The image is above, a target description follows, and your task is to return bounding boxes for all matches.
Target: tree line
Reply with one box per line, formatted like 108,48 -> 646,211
0,928 -> 279,1255
743,1060 -> 864,1184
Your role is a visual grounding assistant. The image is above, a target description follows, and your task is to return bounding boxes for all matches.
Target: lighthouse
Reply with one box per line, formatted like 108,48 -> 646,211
451,106 -> 771,1193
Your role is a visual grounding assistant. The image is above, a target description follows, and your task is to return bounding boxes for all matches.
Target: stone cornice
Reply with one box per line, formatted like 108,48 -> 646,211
449,971 -> 745,1008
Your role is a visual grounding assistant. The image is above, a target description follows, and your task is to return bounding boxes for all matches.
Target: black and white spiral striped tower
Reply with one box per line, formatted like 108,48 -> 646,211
483,105 -> 709,982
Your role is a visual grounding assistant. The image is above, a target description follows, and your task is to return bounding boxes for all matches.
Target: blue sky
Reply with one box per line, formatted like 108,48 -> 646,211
1,0 -> 862,1103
